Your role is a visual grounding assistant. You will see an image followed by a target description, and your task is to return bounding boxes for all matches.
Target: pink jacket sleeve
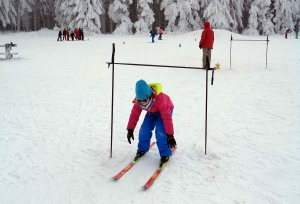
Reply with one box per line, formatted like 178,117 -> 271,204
127,103 -> 142,130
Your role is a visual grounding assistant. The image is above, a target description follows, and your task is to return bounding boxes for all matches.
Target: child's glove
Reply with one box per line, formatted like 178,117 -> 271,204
166,135 -> 177,148
127,129 -> 134,144
199,44 -> 202,49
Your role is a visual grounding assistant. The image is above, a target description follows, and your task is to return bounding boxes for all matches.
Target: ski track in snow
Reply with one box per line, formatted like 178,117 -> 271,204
0,30 -> 299,204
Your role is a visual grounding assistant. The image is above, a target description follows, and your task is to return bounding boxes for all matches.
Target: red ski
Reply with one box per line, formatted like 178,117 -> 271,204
112,142 -> 156,180
143,146 -> 177,189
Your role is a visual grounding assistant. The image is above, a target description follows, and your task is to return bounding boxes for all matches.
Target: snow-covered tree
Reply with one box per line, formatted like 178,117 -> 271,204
273,0 -> 299,33
203,0 -> 234,30
243,3 -> 260,35
60,0 -> 103,33
161,0 -> 178,32
297,0 -> 300,27
229,0 -> 244,32
190,0 -> 202,30
198,0 -> 209,29
258,0 -> 274,35
16,0 -> 34,31
244,0 -> 274,35
242,0 -> 255,30
54,0 -> 66,27
32,0 -> 54,30
108,0 -> 133,35
37,0 -> 54,15
134,0 -> 155,34
0,0 -> 17,27
176,0 -> 190,32
177,0 -> 201,32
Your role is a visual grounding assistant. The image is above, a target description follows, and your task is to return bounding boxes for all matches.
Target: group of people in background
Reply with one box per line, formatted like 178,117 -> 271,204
57,27 -> 84,41
150,27 -> 164,43
285,27 -> 298,39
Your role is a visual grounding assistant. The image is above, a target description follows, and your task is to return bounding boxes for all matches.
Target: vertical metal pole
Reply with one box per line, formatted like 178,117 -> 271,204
205,54 -> 209,155
230,35 -> 232,69
110,43 -> 115,158
266,35 -> 269,69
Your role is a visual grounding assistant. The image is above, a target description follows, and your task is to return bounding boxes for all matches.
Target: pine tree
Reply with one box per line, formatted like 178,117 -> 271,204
203,0 -> 234,30
108,0 -> 133,34
229,0 -> 244,32
134,0 -> 155,34
297,0 -> 300,27
160,0 -> 178,32
16,0 -> 34,31
60,0 -> 103,33
33,0 -> 54,31
243,3 -> 260,35
177,0 -> 201,32
37,0 -> 54,15
54,0 -> 66,28
198,0 -> 209,29
242,0 -> 255,29
0,0 -> 17,28
273,0 -> 299,33
190,0 -> 202,30
244,0 -> 274,35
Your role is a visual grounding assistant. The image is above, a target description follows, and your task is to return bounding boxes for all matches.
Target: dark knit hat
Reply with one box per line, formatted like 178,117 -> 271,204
135,79 -> 152,100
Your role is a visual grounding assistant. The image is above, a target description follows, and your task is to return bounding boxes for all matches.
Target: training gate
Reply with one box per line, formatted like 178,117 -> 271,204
106,43 -> 216,157
230,35 -> 270,69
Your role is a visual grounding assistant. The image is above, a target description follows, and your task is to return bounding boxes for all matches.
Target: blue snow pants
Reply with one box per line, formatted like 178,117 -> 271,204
137,111 -> 173,157
152,36 -> 155,43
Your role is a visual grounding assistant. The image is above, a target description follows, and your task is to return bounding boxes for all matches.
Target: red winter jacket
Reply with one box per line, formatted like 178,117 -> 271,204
199,22 -> 214,49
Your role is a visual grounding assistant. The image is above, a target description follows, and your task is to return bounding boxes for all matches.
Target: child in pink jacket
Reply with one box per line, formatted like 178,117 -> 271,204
126,79 -> 177,164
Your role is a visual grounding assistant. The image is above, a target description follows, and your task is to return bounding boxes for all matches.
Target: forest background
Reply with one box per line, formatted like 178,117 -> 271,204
0,0 -> 299,35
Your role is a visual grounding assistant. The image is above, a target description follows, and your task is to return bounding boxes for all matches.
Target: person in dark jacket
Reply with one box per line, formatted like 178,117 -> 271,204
199,22 -> 214,68
79,28 -> 84,40
57,30 -> 62,41
62,29 -> 66,40
150,29 -> 156,43
78,28 -> 81,40
70,28 -> 75,41
294,28 -> 298,39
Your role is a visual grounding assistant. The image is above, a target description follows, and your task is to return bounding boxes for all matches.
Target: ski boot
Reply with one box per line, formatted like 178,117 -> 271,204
159,156 -> 170,167
134,151 -> 146,161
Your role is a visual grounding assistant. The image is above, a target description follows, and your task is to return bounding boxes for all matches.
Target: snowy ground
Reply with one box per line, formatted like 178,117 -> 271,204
0,29 -> 299,204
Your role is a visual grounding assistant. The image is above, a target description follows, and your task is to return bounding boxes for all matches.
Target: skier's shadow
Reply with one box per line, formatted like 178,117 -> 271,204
0,57 -> 23,61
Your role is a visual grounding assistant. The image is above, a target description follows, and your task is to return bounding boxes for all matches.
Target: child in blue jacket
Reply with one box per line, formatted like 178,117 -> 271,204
150,30 -> 156,43
295,28 -> 299,39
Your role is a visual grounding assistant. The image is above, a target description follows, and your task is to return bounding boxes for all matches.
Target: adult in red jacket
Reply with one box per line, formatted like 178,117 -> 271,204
74,28 -> 79,40
66,29 -> 70,41
199,21 -> 214,68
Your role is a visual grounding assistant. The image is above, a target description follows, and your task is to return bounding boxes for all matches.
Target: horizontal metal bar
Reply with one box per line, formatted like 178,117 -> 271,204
106,62 -> 216,70
231,40 -> 270,41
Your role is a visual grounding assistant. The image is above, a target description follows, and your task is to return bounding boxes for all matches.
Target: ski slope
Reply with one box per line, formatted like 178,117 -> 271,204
0,29 -> 299,204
